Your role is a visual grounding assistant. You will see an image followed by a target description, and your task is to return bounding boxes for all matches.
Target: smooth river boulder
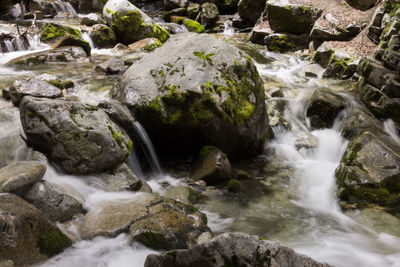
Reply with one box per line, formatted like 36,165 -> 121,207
81,192 -> 211,250
0,193 -> 71,266
145,232 -> 332,267
112,33 -> 269,159
19,96 -> 132,174
103,0 -> 169,45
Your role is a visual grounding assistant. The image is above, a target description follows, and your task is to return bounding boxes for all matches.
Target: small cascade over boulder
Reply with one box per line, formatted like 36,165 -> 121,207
112,33 -> 269,159
103,0 -> 170,45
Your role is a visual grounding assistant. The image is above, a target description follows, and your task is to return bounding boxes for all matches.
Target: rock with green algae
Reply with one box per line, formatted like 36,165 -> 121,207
128,38 -> 162,52
103,0 -> 170,45
0,193 -> 71,266
144,232 -> 332,267
80,192 -> 211,250
90,24 -> 117,48
183,19 -> 205,33
190,146 -> 232,185
267,1 -> 322,34
264,33 -> 309,53
19,96 -> 132,174
112,33 -> 269,159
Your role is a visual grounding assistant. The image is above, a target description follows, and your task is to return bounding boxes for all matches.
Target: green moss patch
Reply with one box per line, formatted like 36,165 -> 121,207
40,23 -> 81,42
183,19 -> 205,33
37,229 -> 72,257
134,231 -> 171,250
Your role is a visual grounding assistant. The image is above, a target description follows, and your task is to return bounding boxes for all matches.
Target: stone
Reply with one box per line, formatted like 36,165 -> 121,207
99,163 -> 142,191
238,0 -> 266,26
310,22 -> 364,42
183,19 -> 205,33
190,146 -> 232,185
345,0 -> 379,11
112,33 -> 269,159
19,96 -> 132,174
250,28 -> 270,45
23,182 -> 83,222
0,194 -> 71,266
323,55 -> 359,80
201,3 -> 219,29
78,0 -> 104,13
163,7 -> 187,22
90,24 -> 117,48
164,186 -> 199,204
145,232 -> 332,267
80,13 -> 106,26
306,88 -> 346,129
265,33 -> 310,53
267,1 -> 322,34
0,161 -> 46,194
187,3 -> 200,20
358,57 -> 392,90
313,48 -> 335,68
81,192 -> 211,250
164,0 -> 189,10
7,46 -> 89,65
128,38 -> 162,52
95,58 -> 126,75
103,0 -> 170,45
3,78 -> 62,106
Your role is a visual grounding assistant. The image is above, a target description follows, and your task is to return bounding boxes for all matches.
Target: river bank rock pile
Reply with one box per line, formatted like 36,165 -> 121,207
0,0 -> 399,266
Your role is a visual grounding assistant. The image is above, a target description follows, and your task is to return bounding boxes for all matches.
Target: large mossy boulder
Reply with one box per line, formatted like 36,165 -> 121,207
335,131 -> 400,207
267,1 -> 322,34
19,96 -> 132,174
103,0 -> 169,45
40,23 -> 91,55
112,33 -> 269,159
81,192 -> 211,250
145,232 -> 332,267
0,193 -> 71,266
90,24 -> 117,48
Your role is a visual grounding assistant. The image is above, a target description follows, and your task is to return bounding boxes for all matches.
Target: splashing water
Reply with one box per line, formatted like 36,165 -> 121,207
384,119 -> 400,145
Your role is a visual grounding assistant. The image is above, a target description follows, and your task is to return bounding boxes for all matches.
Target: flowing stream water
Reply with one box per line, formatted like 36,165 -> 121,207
1,6 -> 400,266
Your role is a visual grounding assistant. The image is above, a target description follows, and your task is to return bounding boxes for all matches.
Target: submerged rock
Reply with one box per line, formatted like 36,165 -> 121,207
0,161 -> 46,194
190,146 -> 232,185
19,96 -> 132,174
306,88 -> 346,129
7,46 -> 89,65
103,0 -> 169,45
0,193 -> 71,266
144,232 -> 332,267
3,78 -> 62,106
81,192 -> 211,250
23,181 -> 83,222
112,33 -> 269,159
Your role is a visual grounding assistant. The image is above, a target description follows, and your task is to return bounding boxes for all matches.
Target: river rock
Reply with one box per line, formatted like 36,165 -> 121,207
98,99 -> 136,135
201,3 -> 219,29
81,13 -> 106,26
267,1 -> 322,34
7,46 -> 89,65
90,24 -> 117,48
238,0 -> 267,26
112,33 -> 269,159
164,0 -> 189,10
103,0 -> 170,45
99,163 -> 142,191
95,58 -> 126,75
23,181 -> 83,222
306,88 -> 346,129
0,161 -> 46,194
145,232 -> 332,267
78,0 -> 105,13
190,146 -> 232,185
345,0 -> 379,11
164,186 -> 199,204
336,131 -> 400,206
40,23 -> 91,55
3,78 -> 62,106
19,96 -> 132,174
81,192 -> 211,250
28,0 -> 58,18
128,38 -> 162,52
265,33 -> 310,53
0,193 -> 71,266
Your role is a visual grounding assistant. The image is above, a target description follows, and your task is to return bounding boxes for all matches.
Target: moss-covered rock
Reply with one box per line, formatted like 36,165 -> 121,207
90,24 -> 117,48
183,19 -> 205,33
112,33 -> 269,159
0,193 -> 71,266
103,0 -> 169,45
201,3 -> 219,29
264,33 -> 309,53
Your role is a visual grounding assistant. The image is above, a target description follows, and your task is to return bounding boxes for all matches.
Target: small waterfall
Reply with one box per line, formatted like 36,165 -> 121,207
127,150 -> 145,179
3,40 -> 15,52
223,21 -> 234,35
82,32 -> 95,49
132,122 -> 162,175
53,0 -> 77,17
384,119 -> 400,145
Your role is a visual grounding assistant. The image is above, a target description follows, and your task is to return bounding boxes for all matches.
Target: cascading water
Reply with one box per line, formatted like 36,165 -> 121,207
384,119 -> 400,145
223,21 -> 234,35
82,32 -> 95,50
3,40 -> 14,52
53,0 -> 77,17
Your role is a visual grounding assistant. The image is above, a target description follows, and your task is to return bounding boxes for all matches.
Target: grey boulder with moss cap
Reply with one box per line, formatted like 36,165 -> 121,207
112,33 -> 269,159
19,96 -> 132,174
103,0 -> 170,45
